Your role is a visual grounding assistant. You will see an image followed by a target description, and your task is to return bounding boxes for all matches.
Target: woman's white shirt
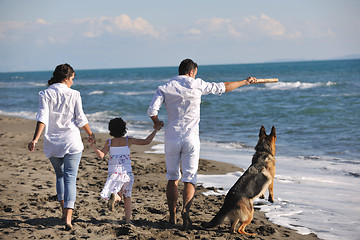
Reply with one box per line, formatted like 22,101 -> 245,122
36,83 -> 88,158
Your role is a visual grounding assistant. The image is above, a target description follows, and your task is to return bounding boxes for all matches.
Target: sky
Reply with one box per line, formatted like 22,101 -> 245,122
0,0 -> 359,72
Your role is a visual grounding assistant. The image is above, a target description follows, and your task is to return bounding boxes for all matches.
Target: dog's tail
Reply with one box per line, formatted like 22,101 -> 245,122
201,204 -> 229,228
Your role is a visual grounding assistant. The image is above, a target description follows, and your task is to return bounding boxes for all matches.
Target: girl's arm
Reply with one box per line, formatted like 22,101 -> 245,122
28,121 -> 46,151
128,127 -> 161,146
91,140 -> 110,159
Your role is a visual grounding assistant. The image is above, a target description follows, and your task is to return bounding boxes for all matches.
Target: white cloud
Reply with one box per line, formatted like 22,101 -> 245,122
0,19 -> 51,38
72,14 -> 160,39
35,19 -> 51,25
287,30 -> 303,39
227,25 -> 242,38
187,28 -> 201,35
186,14 -> 299,40
0,14 -> 160,43
325,30 -> 335,38
83,31 -> 99,38
0,12 -> 340,54
198,18 -> 231,31
0,21 -> 26,39
256,14 -> 286,37
303,21 -> 336,39
47,36 -> 56,43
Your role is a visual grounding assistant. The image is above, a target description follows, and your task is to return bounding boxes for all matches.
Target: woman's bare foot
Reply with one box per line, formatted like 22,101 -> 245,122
59,200 -> 65,221
63,208 -> 73,231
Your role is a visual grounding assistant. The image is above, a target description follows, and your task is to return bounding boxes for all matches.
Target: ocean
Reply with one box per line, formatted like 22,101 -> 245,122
1,59 -> 359,239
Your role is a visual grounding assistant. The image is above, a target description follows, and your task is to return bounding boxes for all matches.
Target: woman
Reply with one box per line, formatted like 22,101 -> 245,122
28,63 -> 95,230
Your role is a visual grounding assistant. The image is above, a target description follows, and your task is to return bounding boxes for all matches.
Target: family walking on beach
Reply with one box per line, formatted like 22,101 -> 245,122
28,59 -> 257,231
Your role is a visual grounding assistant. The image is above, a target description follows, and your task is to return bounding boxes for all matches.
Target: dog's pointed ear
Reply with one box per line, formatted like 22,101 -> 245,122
270,126 -> 276,137
259,126 -> 266,138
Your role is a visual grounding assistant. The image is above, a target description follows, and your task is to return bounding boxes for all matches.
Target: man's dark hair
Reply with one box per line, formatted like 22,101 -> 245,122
178,59 -> 198,75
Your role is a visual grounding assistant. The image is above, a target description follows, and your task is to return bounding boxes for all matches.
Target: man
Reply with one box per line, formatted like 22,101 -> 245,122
147,58 -> 257,229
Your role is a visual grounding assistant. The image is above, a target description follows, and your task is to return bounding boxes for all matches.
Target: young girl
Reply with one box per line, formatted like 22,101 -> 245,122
91,117 -> 161,223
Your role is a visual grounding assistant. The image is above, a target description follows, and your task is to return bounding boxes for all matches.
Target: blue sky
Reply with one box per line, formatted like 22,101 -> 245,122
0,0 -> 359,72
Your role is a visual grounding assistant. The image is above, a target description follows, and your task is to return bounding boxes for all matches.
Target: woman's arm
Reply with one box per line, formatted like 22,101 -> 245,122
28,121 -> 45,151
81,123 -> 96,144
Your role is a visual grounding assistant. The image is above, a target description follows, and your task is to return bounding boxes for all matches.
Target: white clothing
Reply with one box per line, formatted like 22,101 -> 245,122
100,138 -> 134,199
36,83 -> 88,158
147,75 -> 225,139
147,75 -> 225,184
165,136 -> 200,183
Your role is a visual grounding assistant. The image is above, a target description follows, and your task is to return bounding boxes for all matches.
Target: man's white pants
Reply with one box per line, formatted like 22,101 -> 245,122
164,136 -> 200,185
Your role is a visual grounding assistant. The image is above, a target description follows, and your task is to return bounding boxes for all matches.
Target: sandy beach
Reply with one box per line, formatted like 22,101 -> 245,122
0,115 -> 319,239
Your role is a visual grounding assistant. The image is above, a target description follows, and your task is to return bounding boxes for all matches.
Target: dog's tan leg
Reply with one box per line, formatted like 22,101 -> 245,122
237,222 -> 246,234
267,162 -> 276,203
230,218 -> 239,233
268,179 -> 274,203
237,201 -> 255,235
237,221 -> 255,235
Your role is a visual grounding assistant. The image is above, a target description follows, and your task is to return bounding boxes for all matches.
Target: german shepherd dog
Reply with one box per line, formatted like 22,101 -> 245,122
202,126 -> 276,235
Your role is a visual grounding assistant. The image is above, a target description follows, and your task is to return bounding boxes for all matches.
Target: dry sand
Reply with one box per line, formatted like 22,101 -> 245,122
0,115 -> 319,239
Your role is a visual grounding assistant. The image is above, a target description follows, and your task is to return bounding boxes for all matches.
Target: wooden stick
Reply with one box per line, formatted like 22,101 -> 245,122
254,78 -> 279,84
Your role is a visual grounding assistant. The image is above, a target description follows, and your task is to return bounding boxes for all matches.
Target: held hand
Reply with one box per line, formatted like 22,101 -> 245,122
90,142 -> 97,150
246,76 -> 257,85
88,133 -> 96,145
154,121 -> 164,130
28,140 -> 37,151
154,122 -> 163,131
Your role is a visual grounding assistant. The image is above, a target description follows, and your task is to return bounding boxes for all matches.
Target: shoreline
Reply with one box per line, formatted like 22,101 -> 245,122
0,115 -> 319,239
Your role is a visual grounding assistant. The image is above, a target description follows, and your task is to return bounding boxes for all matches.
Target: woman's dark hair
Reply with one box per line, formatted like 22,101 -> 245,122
178,58 -> 198,75
48,63 -> 74,86
108,118 -> 127,137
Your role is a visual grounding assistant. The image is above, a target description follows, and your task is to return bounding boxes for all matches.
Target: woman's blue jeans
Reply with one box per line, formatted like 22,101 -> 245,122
49,152 -> 82,209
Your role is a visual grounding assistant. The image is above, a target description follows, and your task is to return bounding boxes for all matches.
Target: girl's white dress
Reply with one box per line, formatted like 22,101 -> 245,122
100,138 -> 134,200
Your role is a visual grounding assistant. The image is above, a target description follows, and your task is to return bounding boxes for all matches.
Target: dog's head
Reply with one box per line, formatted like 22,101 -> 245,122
255,126 -> 277,156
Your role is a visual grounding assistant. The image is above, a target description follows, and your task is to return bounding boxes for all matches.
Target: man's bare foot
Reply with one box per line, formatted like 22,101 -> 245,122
169,213 -> 177,224
181,212 -> 192,230
65,223 -> 72,231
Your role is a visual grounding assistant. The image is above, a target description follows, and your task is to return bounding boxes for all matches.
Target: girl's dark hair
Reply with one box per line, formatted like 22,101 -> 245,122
48,63 -> 74,86
178,58 -> 198,75
108,118 -> 127,137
